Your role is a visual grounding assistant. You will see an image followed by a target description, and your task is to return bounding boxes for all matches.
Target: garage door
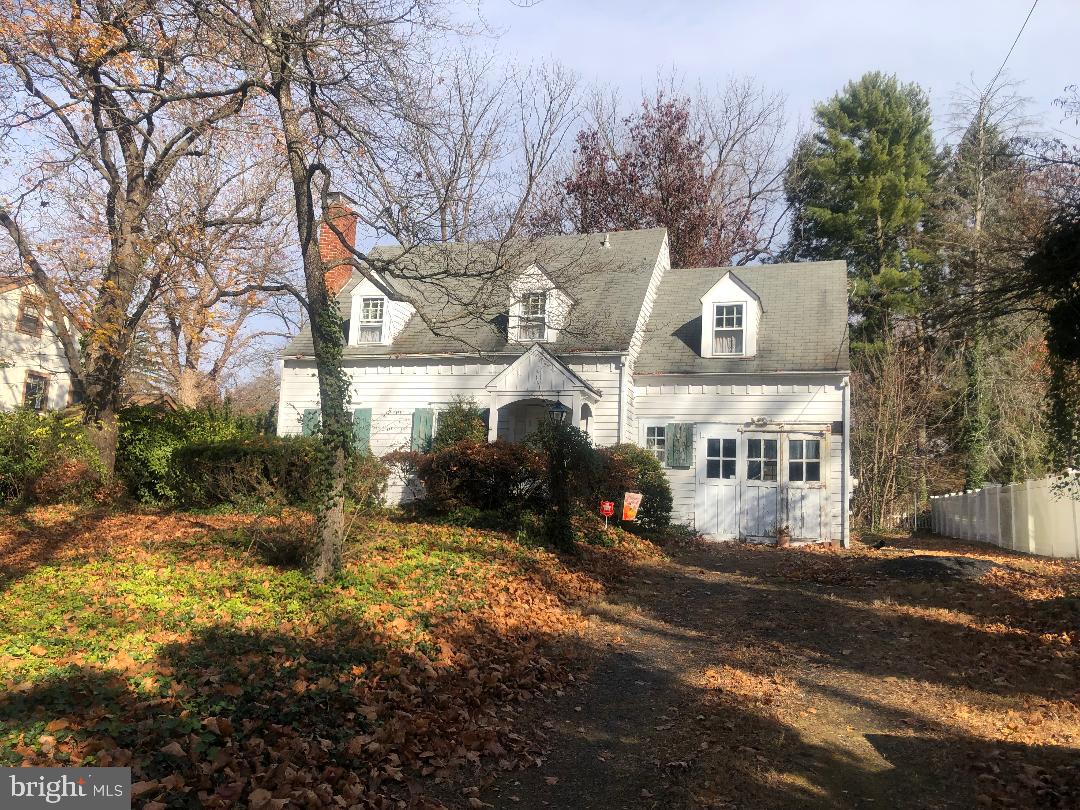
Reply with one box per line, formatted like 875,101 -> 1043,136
695,429 -> 829,542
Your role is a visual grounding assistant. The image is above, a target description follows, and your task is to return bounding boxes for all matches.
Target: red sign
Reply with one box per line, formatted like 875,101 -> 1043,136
599,501 -> 615,518
622,492 -> 643,522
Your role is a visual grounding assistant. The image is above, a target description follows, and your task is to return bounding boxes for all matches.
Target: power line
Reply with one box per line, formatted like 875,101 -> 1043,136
986,0 -> 1039,95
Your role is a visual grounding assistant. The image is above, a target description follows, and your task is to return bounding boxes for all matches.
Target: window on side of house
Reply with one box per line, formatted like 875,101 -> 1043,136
17,295 -> 44,336
713,303 -> 744,356
518,292 -> 547,341
645,425 -> 666,465
788,438 -> 821,482
705,438 -> 737,479
23,372 -> 48,411
356,297 -> 385,343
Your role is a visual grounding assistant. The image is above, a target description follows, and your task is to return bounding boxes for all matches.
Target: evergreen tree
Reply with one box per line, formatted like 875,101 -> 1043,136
784,72 -> 936,343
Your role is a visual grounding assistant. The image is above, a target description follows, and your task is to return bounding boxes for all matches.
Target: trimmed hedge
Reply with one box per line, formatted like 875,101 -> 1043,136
0,410 -> 105,505
170,436 -> 388,510
117,406 -> 257,502
169,436 -> 319,507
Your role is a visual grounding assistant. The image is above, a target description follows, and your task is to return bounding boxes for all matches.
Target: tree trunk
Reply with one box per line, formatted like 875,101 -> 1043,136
80,245 -> 144,474
261,33 -> 350,582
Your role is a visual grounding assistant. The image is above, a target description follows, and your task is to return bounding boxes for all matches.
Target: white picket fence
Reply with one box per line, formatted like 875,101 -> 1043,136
930,475 -> 1080,560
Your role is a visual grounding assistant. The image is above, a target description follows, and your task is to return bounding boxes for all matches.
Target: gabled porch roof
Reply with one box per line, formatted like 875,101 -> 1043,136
485,343 -> 601,399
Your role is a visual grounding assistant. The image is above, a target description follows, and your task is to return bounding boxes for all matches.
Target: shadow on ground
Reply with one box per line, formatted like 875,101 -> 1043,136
480,538 -> 1080,809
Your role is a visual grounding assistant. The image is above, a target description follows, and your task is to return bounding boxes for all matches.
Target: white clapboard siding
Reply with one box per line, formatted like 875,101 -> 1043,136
633,374 -> 846,536
0,283 -> 76,411
278,356 -> 625,502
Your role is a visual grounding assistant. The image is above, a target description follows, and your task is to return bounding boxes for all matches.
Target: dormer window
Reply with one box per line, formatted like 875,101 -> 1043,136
713,303 -> 744,355
509,265 -> 570,343
699,272 -> 759,359
519,292 -> 547,341
357,297 -> 384,343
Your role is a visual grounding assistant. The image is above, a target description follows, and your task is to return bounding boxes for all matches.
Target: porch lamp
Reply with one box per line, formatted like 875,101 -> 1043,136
547,400 -> 571,425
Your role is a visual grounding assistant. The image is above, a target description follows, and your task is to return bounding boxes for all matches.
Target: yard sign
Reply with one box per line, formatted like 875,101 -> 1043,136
622,492 -> 643,522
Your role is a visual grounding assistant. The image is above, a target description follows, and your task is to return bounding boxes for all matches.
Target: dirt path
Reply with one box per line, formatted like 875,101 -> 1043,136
479,539 -> 1079,809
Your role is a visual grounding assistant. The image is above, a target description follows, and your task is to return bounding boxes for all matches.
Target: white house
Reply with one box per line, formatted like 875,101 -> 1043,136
278,198 -> 852,545
0,275 -> 79,411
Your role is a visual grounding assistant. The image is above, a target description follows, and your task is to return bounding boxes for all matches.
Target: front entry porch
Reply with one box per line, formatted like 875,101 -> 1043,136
484,344 -> 601,443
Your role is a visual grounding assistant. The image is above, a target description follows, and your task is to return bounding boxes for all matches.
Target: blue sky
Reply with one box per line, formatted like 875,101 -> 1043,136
471,0 -> 1078,138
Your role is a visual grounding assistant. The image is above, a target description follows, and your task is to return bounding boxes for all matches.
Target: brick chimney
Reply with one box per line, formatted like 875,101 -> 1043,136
319,191 -> 358,295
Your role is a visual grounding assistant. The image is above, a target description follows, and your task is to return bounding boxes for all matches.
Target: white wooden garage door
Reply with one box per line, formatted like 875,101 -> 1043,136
695,429 -> 829,542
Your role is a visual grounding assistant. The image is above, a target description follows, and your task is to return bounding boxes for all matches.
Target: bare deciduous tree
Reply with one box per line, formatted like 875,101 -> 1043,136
0,0 -> 255,469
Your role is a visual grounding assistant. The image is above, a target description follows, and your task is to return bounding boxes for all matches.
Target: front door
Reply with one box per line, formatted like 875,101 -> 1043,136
696,433 -> 740,539
785,433 -> 828,541
741,434 -> 780,539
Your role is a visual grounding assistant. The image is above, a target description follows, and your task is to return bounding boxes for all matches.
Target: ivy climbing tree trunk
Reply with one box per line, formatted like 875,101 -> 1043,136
256,25 -> 351,582
960,328 -> 992,489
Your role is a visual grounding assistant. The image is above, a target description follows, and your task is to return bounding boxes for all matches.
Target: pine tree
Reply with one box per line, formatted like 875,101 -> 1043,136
784,72 -> 935,343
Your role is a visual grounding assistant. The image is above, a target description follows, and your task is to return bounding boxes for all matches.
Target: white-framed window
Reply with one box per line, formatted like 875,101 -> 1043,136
645,425 -> 666,465
713,303 -> 744,356
518,292 -> 547,341
705,438 -> 737,480
746,437 -> 778,481
357,296 -> 385,343
788,438 -> 821,482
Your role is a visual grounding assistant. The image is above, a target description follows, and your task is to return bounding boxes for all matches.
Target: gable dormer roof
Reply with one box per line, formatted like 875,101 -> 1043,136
698,270 -> 761,306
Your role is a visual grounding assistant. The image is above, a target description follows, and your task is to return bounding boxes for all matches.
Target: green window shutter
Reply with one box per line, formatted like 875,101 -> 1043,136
301,408 -> 320,436
666,422 -> 693,469
352,407 -> 372,452
411,408 -> 434,452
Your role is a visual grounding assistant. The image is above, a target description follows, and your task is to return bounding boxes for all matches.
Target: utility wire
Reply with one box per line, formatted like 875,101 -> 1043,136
986,0 -> 1039,95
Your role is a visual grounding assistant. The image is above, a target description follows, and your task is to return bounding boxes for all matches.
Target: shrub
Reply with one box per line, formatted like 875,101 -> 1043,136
415,440 -> 547,513
432,397 -> 487,450
594,444 -> 673,532
169,436 -> 322,507
525,421 -> 599,551
117,405 -> 257,502
0,410 -> 104,505
344,452 -> 390,512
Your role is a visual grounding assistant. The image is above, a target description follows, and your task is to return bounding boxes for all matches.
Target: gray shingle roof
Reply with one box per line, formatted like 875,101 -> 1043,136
635,261 -> 850,375
282,228 -> 668,358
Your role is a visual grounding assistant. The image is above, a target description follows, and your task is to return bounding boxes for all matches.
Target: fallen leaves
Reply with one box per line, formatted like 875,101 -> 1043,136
0,507 -> 660,808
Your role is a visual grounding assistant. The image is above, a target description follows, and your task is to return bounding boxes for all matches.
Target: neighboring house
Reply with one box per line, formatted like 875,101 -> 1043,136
0,275 -> 78,411
278,195 -> 852,544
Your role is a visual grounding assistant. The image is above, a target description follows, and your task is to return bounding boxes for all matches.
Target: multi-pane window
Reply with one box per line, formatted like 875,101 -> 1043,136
705,438 -> 737,479
713,303 -> 744,355
518,292 -> 547,341
357,297 -> 384,343
17,295 -> 44,336
747,437 -> 777,481
645,425 -> 666,464
788,439 -> 821,482
23,372 -> 48,411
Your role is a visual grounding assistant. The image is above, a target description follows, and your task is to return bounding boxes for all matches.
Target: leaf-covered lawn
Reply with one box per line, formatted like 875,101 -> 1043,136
0,506 -> 658,808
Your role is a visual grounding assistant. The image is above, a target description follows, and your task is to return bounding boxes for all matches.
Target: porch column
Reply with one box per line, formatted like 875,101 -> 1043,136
570,393 -> 582,431
487,392 -> 499,442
